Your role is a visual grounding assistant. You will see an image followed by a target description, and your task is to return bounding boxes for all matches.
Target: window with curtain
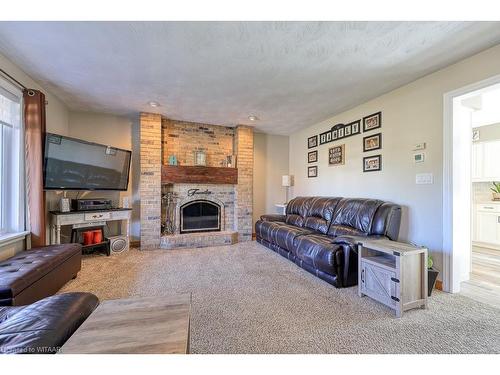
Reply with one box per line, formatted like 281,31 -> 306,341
0,77 -> 24,236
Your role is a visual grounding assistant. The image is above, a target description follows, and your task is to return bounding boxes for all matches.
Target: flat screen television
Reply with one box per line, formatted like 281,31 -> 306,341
43,133 -> 132,191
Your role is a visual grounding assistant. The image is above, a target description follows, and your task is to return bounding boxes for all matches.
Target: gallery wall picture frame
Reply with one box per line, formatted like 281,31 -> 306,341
308,165 -> 318,178
314,119 -> 363,147
363,132 -> 382,152
363,154 -> 382,172
328,144 -> 345,166
350,120 -> 361,135
308,135 -> 318,149
308,150 -> 318,163
363,111 -> 382,132
344,124 -> 352,136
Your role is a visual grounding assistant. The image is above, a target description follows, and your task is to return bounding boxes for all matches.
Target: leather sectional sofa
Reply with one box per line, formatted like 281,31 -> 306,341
0,292 -> 99,354
255,197 -> 401,288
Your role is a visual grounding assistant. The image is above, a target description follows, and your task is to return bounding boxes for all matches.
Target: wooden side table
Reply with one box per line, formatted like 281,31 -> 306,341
358,239 -> 428,317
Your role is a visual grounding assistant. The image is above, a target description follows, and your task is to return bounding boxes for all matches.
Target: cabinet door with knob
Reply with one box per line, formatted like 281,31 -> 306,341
358,240 -> 428,317
360,261 -> 398,308
476,211 -> 500,245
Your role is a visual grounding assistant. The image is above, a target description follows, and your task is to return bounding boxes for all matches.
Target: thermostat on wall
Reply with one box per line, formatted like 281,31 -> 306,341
414,152 -> 425,163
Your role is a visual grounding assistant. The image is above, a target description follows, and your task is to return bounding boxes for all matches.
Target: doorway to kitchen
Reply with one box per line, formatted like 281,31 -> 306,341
443,76 -> 500,308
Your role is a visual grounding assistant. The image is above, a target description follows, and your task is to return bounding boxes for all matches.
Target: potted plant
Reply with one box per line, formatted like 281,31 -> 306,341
491,182 -> 500,201
427,255 -> 439,297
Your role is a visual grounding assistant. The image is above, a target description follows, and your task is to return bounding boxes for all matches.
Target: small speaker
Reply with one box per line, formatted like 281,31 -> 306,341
107,235 -> 129,254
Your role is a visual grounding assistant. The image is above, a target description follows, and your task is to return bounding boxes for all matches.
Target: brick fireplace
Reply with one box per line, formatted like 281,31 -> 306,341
139,113 -> 253,249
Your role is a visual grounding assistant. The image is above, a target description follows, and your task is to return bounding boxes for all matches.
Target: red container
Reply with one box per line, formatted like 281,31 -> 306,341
82,231 -> 94,246
92,230 -> 103,244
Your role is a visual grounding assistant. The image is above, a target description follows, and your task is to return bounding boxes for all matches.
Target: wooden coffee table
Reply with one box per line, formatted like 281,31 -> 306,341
59,294 -> 191,354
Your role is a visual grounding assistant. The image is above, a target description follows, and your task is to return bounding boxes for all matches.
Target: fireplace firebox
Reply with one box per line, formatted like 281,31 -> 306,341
180,200 -> 221,233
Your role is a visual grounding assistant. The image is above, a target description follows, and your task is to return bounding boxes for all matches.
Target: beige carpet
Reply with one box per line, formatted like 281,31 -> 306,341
60,241 -> 500,354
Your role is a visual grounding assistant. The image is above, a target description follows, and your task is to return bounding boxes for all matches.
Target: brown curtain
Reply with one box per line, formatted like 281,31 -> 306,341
24,89 -> 46,247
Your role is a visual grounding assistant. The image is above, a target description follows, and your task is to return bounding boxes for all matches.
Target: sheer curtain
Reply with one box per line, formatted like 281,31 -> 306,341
0,78 -> 24,236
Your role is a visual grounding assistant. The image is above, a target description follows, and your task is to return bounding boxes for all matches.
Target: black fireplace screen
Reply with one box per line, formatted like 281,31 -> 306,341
180,200 -> 221,233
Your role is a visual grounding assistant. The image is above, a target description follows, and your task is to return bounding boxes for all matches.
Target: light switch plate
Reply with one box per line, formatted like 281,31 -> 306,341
416,173 -> 433,184
413,143 -> 426,151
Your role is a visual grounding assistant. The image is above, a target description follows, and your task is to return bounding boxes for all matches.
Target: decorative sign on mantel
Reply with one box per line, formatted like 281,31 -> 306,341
187,188 -> 212,197
319,120 -> 361,145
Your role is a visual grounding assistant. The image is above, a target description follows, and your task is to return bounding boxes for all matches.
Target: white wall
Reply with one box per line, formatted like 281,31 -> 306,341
253,133 -> 289,226
289,44 -> 500,277
0,53 -> 69,135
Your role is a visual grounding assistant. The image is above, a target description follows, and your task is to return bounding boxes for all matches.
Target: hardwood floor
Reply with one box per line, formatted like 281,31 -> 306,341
461,246 -> 500,309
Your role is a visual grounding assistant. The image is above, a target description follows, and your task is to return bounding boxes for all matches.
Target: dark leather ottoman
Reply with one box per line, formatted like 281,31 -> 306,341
0,292 -> 99,354
0,244 -> 82,306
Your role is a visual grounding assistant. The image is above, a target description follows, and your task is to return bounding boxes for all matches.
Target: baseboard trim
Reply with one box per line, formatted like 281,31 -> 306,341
130,240 -> 140,248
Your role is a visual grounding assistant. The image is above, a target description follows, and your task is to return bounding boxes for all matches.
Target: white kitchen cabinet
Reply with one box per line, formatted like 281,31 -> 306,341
472,142 -> 483,180
473,203 -> 500,247
472,140 -> 500,182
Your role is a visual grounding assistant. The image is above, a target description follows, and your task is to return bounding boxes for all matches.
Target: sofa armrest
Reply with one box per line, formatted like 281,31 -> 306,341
331,235 -> 388,287
260,214 -> 286,222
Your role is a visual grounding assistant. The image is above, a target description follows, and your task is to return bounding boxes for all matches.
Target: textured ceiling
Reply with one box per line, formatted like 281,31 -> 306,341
1,22 -> 500,135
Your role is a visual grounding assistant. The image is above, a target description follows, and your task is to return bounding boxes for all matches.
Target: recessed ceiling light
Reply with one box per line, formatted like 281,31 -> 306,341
248,115 -> 259,121
148,101 -> 161,107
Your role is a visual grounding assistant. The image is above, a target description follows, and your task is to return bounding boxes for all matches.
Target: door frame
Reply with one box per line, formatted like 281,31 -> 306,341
442,73 -> 500,293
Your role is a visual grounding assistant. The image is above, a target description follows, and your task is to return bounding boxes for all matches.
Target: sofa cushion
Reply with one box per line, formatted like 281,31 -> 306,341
303,197 -> 341,234
370,203 -> 402,240
285,197 -> 313,227
328,198 -> 384,236
255,220 -> 287,244
0,292 -> 99,354
0,244 -> 81,300
272,224 -> 312,251
292,234 -> 340,275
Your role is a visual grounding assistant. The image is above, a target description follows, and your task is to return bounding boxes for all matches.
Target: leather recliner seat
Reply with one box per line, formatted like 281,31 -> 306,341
255,197 -> 401,288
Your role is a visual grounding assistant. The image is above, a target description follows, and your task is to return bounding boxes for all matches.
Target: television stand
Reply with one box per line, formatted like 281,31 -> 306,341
49,208 -> 132,247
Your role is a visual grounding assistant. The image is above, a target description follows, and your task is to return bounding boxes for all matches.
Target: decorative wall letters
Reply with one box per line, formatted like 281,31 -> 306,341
319,119 -> 361,145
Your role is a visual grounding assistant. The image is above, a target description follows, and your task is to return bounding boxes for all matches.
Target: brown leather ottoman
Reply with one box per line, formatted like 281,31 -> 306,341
0,244 -> 82,306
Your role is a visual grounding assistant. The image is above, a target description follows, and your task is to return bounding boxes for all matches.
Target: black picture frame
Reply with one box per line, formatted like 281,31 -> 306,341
319,132 -> 327,145
363,154 -> 382,172
363,132 -> 382,152
308,135 -> 318,149
350,120 -> 361,135
363,111 -> 382,132
308,150 -> 318,163
308,165 -> 318,178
